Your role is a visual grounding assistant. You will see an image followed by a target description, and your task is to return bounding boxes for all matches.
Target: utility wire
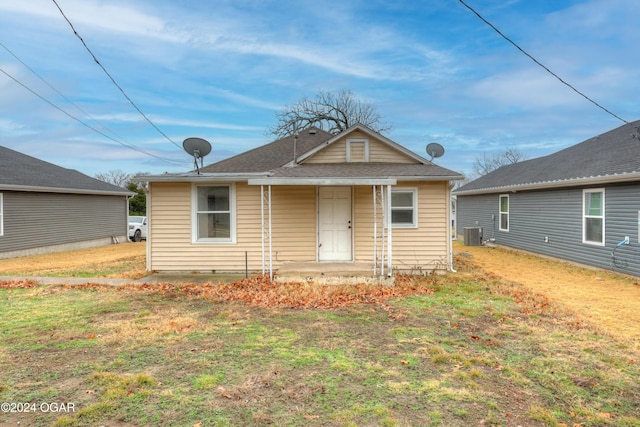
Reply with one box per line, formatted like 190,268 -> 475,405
0,65 -> 187,167
51,0 -> 184,150
1,41 -> 140,151
458,0 -> 630,125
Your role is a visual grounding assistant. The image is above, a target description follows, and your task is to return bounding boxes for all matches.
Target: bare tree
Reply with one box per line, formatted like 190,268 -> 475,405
94,169 -> 132,188
471,147 -> 528,177
268,89 -> 392,138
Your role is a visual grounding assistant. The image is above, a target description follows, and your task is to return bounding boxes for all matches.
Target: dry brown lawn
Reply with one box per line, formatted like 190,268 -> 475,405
2,240 -> 639,349
0,242 -> 146,278
455,241 -> 640,349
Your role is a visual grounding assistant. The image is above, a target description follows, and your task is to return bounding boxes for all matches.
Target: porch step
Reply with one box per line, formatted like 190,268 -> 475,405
274,261 -> 394,285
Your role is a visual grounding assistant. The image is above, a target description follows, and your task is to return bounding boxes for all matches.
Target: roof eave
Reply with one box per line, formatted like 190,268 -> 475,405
248,177 -> 397,186
397,175 -> 464,182
454,172 -> 640,196
0,184 -> 133,196
133,172 -> 268,183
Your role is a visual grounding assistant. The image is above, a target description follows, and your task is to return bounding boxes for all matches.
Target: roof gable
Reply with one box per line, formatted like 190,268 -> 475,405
156,125 -> 463,183
0,146 -> 132,195
456,120 -> 640,194
295,124 -> 429,165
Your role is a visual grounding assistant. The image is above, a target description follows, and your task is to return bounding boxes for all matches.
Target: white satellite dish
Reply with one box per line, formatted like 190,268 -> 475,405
426,142 -> 445,161
183,137 -> 212,174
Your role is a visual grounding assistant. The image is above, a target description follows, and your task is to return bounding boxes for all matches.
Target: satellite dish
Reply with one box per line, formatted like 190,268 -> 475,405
183,137 -> 212,174
426,142 -> 445,161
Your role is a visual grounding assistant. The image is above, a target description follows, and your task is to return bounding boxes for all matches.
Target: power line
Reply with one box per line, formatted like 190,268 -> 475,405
1,41 -> 139,151
51,0 -> 185,150
458,0 -> 630,125
0,65 -> 187,167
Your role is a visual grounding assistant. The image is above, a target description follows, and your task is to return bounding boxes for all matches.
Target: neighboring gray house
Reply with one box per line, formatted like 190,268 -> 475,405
455,120 -> 640,277
0,146 -> 133,259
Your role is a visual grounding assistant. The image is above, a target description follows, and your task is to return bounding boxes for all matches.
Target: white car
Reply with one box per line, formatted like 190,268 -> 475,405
128,216 -> 147,242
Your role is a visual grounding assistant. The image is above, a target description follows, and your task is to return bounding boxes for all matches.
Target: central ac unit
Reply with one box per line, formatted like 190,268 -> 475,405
464,227 -> 483,246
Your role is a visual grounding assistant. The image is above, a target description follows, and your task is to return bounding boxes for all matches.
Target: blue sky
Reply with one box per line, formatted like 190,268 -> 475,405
1,0 -> 639,180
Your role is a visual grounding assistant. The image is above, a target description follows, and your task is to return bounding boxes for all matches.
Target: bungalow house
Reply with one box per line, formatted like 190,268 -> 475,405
454,120 -> 640,277
0,146 -> 133,259
138,124 -> 463,278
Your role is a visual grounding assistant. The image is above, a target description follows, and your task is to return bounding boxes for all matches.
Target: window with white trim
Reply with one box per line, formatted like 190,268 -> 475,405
583,189 -> 604,245
0,193 -> 3,236
499,195 -> 509,231
391,189 -> 417,228
193,185 -> 235,243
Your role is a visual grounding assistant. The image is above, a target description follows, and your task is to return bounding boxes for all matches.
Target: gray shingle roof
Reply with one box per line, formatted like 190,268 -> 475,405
201,127 -> 334,173
455,120 -> 640,194
0,146 -> 132,195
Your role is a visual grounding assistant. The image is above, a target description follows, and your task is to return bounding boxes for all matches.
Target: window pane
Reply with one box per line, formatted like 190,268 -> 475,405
198,186 -> 229,211
585,192 -> 602,216
392,192 -> 413,207
500,213 -> 508,230
500,196 -> 508,213
392,209 -> 413,224
585,217 -> 603,243
198,213 -> 230,239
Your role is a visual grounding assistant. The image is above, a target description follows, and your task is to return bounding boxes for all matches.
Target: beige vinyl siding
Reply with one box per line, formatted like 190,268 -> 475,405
305,131 -> 418,164
270,186 -> 317,262
304,139 -> 347,163
149,181 -> 450,273
353,182 -> 449,272
148,182 -> 316,272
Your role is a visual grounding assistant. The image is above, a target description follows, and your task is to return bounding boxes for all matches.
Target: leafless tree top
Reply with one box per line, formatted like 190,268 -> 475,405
471,147 -> 528,177
268,89 -> 392,138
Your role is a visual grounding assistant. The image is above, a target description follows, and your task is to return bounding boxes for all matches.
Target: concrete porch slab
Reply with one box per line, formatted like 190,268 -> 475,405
274,261 -> 395,285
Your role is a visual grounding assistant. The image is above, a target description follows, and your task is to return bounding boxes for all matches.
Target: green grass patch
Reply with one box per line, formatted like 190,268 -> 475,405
1,276 -> 639,426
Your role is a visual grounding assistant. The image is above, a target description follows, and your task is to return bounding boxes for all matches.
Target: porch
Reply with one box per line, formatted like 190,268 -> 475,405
274,261 -> 395,285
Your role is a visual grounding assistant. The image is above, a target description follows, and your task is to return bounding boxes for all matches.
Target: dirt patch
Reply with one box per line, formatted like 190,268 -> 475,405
455,241 -> 640,349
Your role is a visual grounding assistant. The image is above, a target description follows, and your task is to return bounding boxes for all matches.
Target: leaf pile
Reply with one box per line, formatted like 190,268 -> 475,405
0,279 -> 39,289
119,274 -> 435,309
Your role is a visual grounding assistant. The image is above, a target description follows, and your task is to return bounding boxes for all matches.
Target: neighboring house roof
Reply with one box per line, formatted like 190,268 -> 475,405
151,124 -> 463,183
0,146 -> 133,196
455,120 -> 640,195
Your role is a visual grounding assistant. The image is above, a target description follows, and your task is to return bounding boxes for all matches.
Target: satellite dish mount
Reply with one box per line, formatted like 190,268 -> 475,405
426,142 -> 445,161
183,137 -> 212,174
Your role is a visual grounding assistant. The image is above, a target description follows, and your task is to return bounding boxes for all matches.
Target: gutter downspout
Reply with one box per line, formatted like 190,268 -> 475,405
447,183 -> 457,273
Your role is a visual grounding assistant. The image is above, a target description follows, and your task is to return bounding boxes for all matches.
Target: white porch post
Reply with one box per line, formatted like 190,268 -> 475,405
380,186 -> 386,276
268,184 -> 273,280
260,185 -> 265,275
373,185 -> 377,276
387,184 -> 393,276
260,184 -> 273,279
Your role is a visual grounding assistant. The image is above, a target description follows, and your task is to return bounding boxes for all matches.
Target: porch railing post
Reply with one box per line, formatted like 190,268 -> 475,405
261,185 -> 265,275
373,185 -> 377,276
268,185 -> 273,281
387,184 -> 393,277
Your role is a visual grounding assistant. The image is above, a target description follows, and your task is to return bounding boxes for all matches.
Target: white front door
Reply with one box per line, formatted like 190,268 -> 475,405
318,187 -> 352,261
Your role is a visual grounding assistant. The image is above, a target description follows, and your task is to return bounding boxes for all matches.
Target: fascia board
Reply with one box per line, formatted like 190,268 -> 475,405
0,184 -> 134,197
454,172 -> 640,196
